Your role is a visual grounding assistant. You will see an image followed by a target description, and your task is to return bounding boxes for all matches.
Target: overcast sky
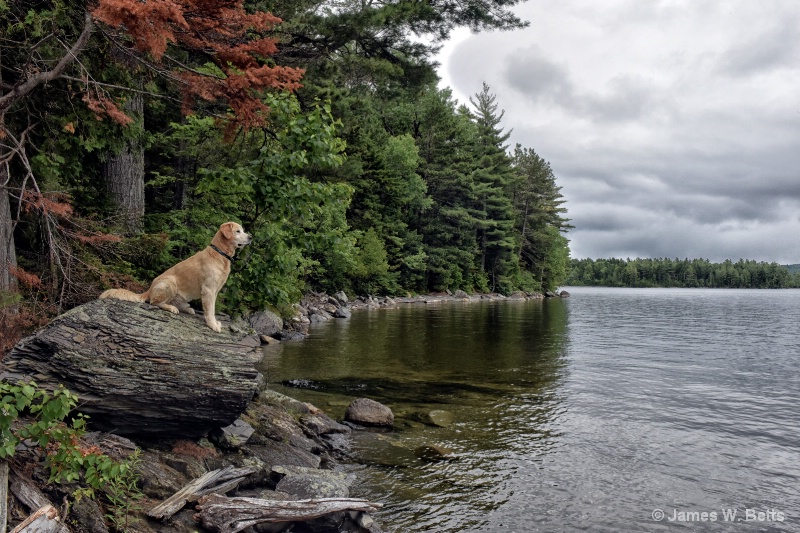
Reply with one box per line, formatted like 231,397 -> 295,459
436,0 -> 800,263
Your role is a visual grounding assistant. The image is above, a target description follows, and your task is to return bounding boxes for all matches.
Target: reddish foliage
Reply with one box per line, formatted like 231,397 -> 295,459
8,265 -> 42,289
82,93 -> 135,126
92,0 -> 304,130
72,233 -> 123,245
0,305 -> 50,358
171,439 -> 220,459
21,190 -> 74,217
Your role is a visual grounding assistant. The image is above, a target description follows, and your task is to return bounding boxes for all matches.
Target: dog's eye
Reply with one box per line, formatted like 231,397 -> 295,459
236,230 -> 240,233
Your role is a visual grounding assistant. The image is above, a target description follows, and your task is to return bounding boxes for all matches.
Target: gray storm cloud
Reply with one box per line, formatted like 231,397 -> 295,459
440,0 -> 800,262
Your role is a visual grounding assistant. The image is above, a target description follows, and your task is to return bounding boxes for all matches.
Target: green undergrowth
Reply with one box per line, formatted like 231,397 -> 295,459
0,381 -> 143,531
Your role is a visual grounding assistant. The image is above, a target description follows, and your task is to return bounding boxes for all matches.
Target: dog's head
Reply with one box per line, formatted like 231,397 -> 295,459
219,222 -> 252,249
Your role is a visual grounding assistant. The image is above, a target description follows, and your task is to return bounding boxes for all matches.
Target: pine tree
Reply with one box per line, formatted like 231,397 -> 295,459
511,144 -> 572,290
467,83 -> 518,292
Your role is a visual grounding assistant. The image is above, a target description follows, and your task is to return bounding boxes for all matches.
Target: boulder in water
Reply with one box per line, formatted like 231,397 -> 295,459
345,398 -> 394,427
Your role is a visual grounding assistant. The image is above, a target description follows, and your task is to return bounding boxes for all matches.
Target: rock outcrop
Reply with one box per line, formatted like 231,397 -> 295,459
0,299 -> 264,437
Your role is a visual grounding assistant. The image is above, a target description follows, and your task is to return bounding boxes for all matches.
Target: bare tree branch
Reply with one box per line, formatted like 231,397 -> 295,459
0,11 -> 93,114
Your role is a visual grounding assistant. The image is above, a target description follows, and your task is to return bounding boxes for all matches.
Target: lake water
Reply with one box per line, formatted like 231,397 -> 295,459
259,287 -> 800,532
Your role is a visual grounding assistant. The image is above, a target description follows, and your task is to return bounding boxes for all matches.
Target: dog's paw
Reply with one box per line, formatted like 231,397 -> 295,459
209,321 -> 223,333
184,308 -> 196,315
159,304 -> 180,315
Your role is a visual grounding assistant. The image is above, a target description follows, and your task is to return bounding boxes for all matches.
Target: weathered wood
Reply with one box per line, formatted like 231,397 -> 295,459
9,505 -> 61,533
0,299 -> 264,437
7,470 -> 68,533
8,468 -> 50,512
147,465 -> 258,520
195,494 -> 383,533
1,461 -> 8,533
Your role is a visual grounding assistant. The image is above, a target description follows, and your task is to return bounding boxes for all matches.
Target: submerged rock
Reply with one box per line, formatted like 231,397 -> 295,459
345,398 -> 394,427
425,409 -> 454,428
414,444 -> 454,462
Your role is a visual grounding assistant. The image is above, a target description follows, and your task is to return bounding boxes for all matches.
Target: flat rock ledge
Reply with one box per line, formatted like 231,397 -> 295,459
0,298 -> 264,437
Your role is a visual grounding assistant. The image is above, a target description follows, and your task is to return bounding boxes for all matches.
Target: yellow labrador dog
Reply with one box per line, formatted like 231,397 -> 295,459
100,222 -> 252,332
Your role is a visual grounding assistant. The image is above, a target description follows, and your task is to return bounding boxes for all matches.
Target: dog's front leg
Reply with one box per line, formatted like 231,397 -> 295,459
201,286 -> 223,333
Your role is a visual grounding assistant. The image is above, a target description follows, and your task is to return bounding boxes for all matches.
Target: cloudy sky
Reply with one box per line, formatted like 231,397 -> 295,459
436,0 -> 800,263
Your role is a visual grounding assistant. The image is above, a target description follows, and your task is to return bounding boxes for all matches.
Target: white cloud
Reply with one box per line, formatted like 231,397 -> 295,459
437,0 -> 800,262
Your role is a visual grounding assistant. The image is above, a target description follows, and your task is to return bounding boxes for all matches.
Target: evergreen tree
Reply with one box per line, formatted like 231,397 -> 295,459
511,145 -> 572,291
467,83 -> 518,291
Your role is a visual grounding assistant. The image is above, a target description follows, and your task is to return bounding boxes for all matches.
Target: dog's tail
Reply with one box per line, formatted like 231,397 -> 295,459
99,288 -> 149,303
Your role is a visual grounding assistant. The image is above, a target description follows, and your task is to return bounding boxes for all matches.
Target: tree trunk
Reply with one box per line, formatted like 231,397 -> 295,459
0,171 -> 18,296
0,299 -> 264,437
102,93 -> 144,234
0,41 -> 19,298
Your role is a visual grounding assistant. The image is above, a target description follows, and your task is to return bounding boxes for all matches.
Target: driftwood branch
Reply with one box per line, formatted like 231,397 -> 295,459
195,494 -> 383,533
9,505 -> 62,533
1,461 -> 7,533
147,465 -> 258,520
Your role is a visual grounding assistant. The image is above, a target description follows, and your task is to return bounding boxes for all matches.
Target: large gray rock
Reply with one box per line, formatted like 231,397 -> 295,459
334,291 -> 349,304
333,307 -> 352,319
249,309 -> 284,337
345,398 -> 394,427
453,290 -> 470,299
0,299 -> 264,437
272,465 -> 353,499
210,418 -> 255,450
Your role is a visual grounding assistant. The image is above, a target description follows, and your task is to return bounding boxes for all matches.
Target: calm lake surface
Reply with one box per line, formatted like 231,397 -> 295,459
259,287 -> 800,532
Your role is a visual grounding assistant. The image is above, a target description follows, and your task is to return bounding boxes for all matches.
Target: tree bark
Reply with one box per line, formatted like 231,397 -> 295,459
102,93 -> 145,234
0,171 -> 17,295
0,299 -> 264,437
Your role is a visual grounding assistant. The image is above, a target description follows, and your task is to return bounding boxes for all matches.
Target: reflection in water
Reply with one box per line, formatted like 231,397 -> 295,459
260,289 -> 800,532
260,299 -> 569,532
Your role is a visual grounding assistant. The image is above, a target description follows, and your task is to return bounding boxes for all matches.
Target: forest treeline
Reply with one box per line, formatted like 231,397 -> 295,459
565,258 -> 800,288
1,0 -> 571,350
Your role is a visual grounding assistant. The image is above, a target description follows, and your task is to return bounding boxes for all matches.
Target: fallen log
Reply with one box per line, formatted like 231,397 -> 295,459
147,465 -> 259,520
0,299 -> 264,437
195,494 -> 383,533
9,505 -> 61,533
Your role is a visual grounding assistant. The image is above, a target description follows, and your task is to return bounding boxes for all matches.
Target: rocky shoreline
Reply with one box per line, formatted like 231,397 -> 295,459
275,289 -> 570,341
3,386 -> 382,533
1,289 -> 569,532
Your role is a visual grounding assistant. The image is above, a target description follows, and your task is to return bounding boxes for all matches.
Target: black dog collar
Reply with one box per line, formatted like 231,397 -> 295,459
210,244 -> 235,262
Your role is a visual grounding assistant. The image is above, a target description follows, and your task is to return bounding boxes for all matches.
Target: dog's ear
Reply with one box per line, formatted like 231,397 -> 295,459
220,222 -> 235,241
